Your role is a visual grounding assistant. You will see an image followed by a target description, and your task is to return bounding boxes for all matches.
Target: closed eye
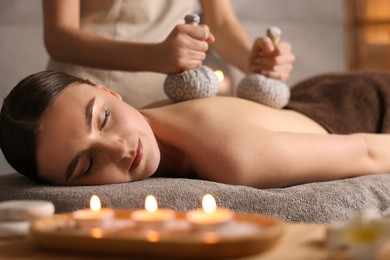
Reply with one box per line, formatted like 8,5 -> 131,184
83,109 -> 109,177
83,158 -> 94,176
100,109 -> 111,130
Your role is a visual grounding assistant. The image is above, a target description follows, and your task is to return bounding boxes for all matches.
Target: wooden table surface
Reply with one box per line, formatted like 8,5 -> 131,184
244,223 -> 328,260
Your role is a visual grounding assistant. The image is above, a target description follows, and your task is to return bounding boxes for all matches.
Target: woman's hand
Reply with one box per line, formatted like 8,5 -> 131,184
155,24 -> 215,74
249,37 -> 295,82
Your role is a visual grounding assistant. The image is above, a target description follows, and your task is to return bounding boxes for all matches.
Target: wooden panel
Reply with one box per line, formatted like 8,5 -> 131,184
345,0 -> 390,69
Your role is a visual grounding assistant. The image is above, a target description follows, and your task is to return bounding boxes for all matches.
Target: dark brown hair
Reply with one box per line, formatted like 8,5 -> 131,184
0,71 -> 94,183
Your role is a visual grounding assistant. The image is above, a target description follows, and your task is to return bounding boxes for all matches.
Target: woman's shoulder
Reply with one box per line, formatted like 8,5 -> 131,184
141,99 -> 174,109
144,96 -> 327,134
142,96 -> 275,120
169,96 -> 268,109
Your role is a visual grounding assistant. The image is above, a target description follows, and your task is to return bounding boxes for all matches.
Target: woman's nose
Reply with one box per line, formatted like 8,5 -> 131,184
97,135 -> 129,162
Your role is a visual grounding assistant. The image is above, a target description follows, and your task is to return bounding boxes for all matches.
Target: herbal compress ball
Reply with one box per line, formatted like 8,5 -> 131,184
164,66 -> 219,102
163,14 -> 220,102
237,26 -> 290,108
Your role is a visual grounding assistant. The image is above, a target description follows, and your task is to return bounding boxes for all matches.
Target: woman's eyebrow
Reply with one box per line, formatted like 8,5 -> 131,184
85,97 -> 95,134
65,97 -> 95,181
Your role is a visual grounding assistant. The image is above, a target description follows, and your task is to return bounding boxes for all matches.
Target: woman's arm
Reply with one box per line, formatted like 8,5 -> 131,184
43,0 -> 214,73
232,131 -> 390,189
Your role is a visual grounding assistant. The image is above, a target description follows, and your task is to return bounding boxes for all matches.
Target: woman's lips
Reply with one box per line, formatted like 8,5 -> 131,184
129,139 -> 143,172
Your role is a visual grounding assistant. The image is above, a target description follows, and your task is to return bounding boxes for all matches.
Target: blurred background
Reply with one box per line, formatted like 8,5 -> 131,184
0,0 -> 388,175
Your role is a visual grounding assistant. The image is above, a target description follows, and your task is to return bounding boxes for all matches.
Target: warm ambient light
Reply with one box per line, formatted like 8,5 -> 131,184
145,195 -> 158,213
90,228 -> 104,239
214,70 -> 224,83
146,230 -> 160,242
214,69 -> 231,94
202,194 -> 217,213
90,195 -> 101,211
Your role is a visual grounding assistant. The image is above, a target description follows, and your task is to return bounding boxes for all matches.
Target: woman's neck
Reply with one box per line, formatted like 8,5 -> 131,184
140,108 -> 197,179
153,139 -> 196,179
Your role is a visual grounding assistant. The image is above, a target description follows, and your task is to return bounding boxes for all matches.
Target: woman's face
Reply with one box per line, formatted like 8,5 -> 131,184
36,83 -> 160,185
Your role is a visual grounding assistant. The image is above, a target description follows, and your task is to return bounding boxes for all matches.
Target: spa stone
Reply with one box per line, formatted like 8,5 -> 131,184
0,200 -> 55,221
0,221 -> 30,238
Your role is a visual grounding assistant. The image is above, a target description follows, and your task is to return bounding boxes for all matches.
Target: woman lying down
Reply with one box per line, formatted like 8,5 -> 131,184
1,70 -> 390,188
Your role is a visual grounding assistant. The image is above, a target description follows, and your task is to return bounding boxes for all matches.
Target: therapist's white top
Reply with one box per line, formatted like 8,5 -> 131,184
47,0 -> 196,108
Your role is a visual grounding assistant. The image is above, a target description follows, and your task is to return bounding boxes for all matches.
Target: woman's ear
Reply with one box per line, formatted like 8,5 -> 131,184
96,85 -> 123,101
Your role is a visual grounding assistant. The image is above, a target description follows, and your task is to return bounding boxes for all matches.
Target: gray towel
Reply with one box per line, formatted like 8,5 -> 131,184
1,173 -> 390,223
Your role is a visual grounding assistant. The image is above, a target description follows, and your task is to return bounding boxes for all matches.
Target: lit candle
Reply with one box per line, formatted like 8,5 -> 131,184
187,194 -> 233,228
72,195 -> 114,228
132,195 -> 175,225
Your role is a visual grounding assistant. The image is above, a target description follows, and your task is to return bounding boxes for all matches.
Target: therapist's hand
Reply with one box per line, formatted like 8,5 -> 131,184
249,37 -> 295,82
155,23 -> 215,74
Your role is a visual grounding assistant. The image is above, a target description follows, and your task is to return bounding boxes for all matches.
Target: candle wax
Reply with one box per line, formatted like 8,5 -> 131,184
72,208 -> 114,228
187,207 -> 233,227
132,209 -> 175,224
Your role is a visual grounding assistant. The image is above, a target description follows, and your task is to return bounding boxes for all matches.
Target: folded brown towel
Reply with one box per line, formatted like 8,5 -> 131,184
287,71 -> 390,133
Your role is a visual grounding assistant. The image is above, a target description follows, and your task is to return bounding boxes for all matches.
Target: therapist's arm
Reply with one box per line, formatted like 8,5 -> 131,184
200,0 -> 251,73
200,0 -> 295,81
43,0 -> 214,74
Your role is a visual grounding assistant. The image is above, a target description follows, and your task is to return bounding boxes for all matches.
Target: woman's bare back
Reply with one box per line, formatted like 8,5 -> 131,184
141,97 -> 335,184
142,96 -> 328,133
140,96 -> 390,188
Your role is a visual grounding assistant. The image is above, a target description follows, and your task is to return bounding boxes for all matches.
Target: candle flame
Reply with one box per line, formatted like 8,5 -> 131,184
90,195 -> 101,211
214,70 -> 224,82
145,195 -> 158,213
202,194 -> 216,213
